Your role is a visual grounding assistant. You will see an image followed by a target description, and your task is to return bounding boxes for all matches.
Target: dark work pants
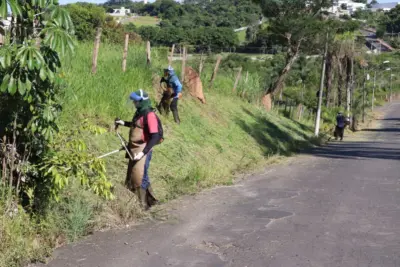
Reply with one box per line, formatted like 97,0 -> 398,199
170,98 -> 180,124
334,126 -> 344,140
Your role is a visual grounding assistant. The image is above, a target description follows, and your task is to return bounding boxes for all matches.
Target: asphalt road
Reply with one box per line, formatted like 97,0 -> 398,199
35,102 -> 400,267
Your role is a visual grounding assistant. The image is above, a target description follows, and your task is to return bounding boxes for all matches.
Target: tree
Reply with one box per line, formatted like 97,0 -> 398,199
381,5 -> 400,33
0,0 -> 113,207
65,3 -> 106,41
252,0 -> 331,98
0,1 -> 75,198
245,26 -> 257,43
371,0 -> 378,5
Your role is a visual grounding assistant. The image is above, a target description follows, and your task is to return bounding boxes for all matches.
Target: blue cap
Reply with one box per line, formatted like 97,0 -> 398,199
129,89 -> 149,101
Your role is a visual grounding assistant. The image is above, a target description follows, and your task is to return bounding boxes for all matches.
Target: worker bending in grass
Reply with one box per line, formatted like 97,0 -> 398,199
158,66 -> 182,124
115,89 -> 164,210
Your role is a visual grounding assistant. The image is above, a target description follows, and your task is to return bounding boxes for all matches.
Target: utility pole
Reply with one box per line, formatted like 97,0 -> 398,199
389,68 -> 393,102
372,70 -> 376,110
346,39 -> 354,118
315,32 -> 329,137
362,69 -> 366,123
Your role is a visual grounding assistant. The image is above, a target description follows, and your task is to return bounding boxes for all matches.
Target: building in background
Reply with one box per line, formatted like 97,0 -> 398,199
107,7 -> 131,17
370,2 -> 399,12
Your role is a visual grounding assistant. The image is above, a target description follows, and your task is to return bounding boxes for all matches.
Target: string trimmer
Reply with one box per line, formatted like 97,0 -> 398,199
96,119 -> 133,160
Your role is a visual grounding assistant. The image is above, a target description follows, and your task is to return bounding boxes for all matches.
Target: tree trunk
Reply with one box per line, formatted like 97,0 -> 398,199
346,55 -> 352,116
337,57 -> 346,107
325,52 -> 333,107
262,93 -> 272,111
337,65 -> 342,107
209,55 -> 222,90
267,45 -> 300,95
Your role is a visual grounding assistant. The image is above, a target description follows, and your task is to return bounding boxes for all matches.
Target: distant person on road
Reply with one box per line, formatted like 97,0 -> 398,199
115,89 -> 163,210
334,112 -> 349,141
158,66 -> 182,124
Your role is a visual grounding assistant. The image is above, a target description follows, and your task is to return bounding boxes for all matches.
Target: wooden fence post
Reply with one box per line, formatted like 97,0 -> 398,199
146,41 -> 151,65
241,71 -> 249,98
232,66 -> 242,93
199,52 -> 204,77
91,27 -> 102,74
209,55 -> 222,90
168,44 -> 175,66
122,33 -> 129,72
181,46 -> 186,81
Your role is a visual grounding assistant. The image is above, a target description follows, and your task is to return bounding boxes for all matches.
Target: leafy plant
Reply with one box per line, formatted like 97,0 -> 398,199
39,120 -> 114,202
0,0 -> 77,207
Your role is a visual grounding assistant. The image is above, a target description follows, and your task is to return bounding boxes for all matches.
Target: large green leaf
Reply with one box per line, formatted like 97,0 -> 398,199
28,49 -> 34,70
0,2 -> 6,18
39,67 -> 47,81
0,74 -> 10,92
0,0 -> 22,18
18,78 -> 26,95
51,7 -> 75,33
17,46 -> 30,67
47,67 -> 55,82
8,0 -> 21,16
42,22 -> 76,56
8,76 -> 17,95
33,49 -> 45,69
26,78 -> 32,91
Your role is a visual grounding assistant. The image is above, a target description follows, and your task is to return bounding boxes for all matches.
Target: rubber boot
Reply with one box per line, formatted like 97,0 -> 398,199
138,188 -> 149,211
172,110 -> 180,124
146,185 -> 159,207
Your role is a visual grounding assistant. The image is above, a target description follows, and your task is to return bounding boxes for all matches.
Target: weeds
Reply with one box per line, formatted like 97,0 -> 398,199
1,42 -> 322,266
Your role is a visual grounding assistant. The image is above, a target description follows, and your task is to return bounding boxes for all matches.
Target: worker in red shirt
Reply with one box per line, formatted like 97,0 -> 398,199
115,89 -> 162,210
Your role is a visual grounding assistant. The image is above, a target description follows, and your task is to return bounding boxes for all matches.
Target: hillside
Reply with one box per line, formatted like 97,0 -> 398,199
61,42 -> 321,208
0,41 -> 322,267
3,0 -> 400,266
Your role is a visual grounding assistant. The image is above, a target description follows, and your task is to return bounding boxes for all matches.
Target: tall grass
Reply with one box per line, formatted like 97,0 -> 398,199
1,41 -> 321,267
60,42 -> 320,214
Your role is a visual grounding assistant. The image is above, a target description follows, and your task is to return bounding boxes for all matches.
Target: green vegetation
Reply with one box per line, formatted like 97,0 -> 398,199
237,30 -> 247,44
124,15 -> 160,27
3,0 -> 400,266
0,41 -> 322,266
105,0 -> 261,29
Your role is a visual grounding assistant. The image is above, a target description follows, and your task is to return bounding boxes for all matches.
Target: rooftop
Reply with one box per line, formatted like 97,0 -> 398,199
370,2 -> 399,9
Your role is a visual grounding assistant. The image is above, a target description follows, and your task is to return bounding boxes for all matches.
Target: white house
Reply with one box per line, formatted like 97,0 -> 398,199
107,7 -> 131,17
324,0 -> 367,16
370,2 -> 399,12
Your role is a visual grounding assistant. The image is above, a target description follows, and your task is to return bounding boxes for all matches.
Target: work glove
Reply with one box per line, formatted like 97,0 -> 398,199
114,119 -> 125,126
134,151 -> 144,161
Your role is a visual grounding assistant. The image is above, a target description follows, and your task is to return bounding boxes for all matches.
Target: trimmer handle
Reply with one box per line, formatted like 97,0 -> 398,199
114,117 -> 120,131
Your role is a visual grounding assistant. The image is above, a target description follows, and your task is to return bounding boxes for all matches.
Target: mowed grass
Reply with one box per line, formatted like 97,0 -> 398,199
122,15 -> 160,26
60,42 -> 319,225
237,29 -> 246,43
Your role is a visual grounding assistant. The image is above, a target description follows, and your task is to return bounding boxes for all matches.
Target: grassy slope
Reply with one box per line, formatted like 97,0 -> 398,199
61,42 -> 319,224
0,42 -> 320,267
